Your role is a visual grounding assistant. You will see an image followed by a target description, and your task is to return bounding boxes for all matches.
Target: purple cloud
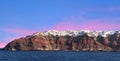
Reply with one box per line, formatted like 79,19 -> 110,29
84,6 -> 120,12
52,19 -> 120,31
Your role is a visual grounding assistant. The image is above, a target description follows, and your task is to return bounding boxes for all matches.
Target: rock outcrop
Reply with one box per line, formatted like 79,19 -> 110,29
4,30 -> 120,51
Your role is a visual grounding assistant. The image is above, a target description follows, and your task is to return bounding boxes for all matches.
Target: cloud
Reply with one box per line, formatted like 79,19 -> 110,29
80,21 -> 120,30
52,21 -> 80,30
52,19 -> 120,31
84,6 -> 120,12
2,28 -> 35,35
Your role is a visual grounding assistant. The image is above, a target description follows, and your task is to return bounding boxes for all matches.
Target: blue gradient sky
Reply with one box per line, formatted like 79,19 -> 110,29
0,0 -> 120,47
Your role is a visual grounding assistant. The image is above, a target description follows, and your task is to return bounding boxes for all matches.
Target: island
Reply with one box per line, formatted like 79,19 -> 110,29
4,30 -> 120,51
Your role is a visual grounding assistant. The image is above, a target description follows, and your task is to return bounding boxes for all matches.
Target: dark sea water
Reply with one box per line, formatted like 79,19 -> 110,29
0,50 -> 120,61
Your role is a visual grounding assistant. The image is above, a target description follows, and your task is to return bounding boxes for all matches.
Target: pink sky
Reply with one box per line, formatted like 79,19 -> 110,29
53,20 -> 120,31
1,20 -> 120,48
1,0 -> 120,49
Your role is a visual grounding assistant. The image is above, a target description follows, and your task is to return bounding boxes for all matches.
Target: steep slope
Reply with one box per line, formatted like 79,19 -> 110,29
4,30 -> 120,51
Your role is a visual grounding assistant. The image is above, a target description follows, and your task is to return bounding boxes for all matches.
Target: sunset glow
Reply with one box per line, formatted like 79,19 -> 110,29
0,0 -> 120,48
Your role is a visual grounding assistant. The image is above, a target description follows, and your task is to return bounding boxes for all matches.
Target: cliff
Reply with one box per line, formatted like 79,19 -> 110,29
4,30 -> 120,51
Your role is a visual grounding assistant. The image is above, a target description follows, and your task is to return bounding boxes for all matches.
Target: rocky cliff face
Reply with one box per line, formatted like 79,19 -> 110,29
4,30 -> 120,51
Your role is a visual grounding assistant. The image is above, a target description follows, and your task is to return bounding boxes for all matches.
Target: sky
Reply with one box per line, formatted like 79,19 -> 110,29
0,0 -> 120,48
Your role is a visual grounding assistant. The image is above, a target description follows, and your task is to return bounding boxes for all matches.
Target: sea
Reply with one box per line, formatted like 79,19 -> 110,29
0,50 -> 120,61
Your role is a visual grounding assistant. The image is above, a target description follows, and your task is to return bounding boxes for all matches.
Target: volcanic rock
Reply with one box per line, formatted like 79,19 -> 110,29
4,30 -> 120,51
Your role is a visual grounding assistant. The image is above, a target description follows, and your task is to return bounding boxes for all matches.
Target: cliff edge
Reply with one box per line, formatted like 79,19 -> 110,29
4,30 -> 120,51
